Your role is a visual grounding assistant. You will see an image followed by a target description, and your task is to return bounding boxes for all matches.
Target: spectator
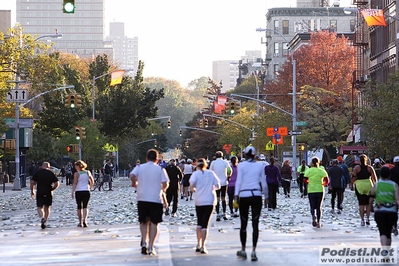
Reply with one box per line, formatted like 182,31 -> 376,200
100,159 -> 113,191
297,160 -> 309,198
65,162 -> 73,186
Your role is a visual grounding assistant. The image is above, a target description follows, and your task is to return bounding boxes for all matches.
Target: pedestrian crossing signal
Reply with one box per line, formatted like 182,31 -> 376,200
66,145 -> 73,152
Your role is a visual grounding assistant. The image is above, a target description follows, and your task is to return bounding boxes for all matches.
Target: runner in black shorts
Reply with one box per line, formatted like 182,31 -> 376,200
31,162 -> 60,229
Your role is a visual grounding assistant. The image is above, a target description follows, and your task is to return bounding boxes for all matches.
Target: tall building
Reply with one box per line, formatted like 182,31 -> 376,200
212,50 -> 262,93
105,22 -> 138,73
16,0 -> 112,57
262,0 -> 355,81
0,10 -> 11,35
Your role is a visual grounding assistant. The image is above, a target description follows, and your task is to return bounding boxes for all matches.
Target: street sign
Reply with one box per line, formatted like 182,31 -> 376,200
296,121 -> 306,126
289,131 -> 302,135
5,118 -> 34,128
265,141 -> 274,151
266,127 -> 288,136
6,89 -> 29,103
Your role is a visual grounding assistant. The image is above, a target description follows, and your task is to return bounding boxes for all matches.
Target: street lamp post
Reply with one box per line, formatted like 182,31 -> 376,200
12,32 -> 63,191
256,28 -> 298,174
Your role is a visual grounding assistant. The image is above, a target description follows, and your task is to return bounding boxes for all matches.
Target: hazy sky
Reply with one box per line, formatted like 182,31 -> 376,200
1,0 -> 352,87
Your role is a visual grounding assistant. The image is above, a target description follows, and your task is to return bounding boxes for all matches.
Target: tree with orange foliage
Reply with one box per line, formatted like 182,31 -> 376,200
265,30 -> 356,148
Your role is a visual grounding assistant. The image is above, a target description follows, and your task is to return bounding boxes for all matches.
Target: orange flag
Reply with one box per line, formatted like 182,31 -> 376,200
110,70 -> 125,86
361,9 -> 387,27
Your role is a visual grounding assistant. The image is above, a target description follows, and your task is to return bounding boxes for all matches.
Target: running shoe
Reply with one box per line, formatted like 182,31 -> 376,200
361,220 -> 365,226
391,227 -> 398,236
171,212 -> 177,217
141,246 -> 147,255
251,251 -> 258,261
216,215 -> 221,222
148,247 -> 157,256
165,208 -> 169,216
330,209 -> 334,214
365,218 -> 370,225
83,222 -> 88,228
41,218 -> 46,229
77,223 -> 82,227
200,247 -> 208,254
223,214 -> 228,220
195,246 -> 201,252
237,250 -> 247,259
312,216 -> 317,227
336,209 -> 341,214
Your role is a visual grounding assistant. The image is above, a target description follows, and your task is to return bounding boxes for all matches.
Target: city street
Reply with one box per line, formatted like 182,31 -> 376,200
0,177 -> 398,265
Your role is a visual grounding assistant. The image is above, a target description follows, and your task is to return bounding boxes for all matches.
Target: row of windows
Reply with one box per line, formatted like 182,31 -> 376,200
56,42 -> 111,49
18,4 -> 103,12
25,27 -> 104,35
18,11 -> 104,18
22,20 -> 103,26
274,19 -> 355,34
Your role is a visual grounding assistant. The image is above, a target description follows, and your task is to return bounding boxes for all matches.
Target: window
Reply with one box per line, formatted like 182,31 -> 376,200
283,42 -> 289,55
350,19 -> 355,32
274,20 -> 279,32
273,64 -> 279,76
282,20 -> 289,34
274,42 -> 279,56
330,20 -> 337,31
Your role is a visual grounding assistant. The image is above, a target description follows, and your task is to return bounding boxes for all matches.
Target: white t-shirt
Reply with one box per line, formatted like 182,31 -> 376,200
209,158 -> 230,186
131,161 -> 169,204
183,164 -> 193,175
235,159 -> 268,199
76,171 -> 90,191
189,169 -> 221,206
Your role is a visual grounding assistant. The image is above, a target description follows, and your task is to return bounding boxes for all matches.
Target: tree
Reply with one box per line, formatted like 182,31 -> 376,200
91,58 -> 164,138
265,30 -> 355,150
361,72 -> 399,159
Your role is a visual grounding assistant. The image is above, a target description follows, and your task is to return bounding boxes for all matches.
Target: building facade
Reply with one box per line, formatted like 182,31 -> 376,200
212,50 -> 262,93
105,22 -> 138,73
263,1 -> 356,81
0,10 -> 11,35
16,0 -> 112,57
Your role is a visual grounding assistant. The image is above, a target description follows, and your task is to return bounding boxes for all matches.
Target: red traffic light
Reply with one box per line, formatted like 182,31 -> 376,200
66,145 -> 73,152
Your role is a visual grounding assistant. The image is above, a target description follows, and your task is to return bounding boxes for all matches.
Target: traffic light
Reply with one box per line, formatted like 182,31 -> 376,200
199,119 -> 203,128
70,93 -> 76,108
230,101 -> 235,114
79,127 -> 86,140
179,129 -> 182,136
204,119 -> 208,128
154,140 -> 157,147
75,94 -> 82,108
75,126 -> 80,140
185,141 -> 189,148
66,145 -> 73,152
167,119 -> 171,129
297,143 -> 305,151
63,0 -> 75,13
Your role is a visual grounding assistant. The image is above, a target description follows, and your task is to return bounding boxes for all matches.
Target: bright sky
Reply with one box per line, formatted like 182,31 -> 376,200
1,0 -> 352,87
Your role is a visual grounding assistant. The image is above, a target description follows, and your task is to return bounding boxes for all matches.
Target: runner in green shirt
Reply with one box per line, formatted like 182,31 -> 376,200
304,157 -> 329,228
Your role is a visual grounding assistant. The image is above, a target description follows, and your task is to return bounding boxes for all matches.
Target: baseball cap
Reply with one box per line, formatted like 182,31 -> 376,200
394,156 -> 399,163
244,146 -> 256,155
337,156 -> 343,163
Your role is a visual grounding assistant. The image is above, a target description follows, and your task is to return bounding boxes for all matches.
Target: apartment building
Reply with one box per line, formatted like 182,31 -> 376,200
16,0 -> 113,57
105,22 -> 138,73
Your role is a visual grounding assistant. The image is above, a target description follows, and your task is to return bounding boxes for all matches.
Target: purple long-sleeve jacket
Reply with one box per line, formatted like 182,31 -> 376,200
265,165 -> 282,185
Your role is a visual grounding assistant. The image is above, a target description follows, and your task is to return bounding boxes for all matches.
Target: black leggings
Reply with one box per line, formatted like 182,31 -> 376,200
195,205 -> 214,229
308,192 -> 324,222
75,191 -> 90,209
238,196 -> 262,248
227,186 -> 236,213
375,211 -> 398,239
